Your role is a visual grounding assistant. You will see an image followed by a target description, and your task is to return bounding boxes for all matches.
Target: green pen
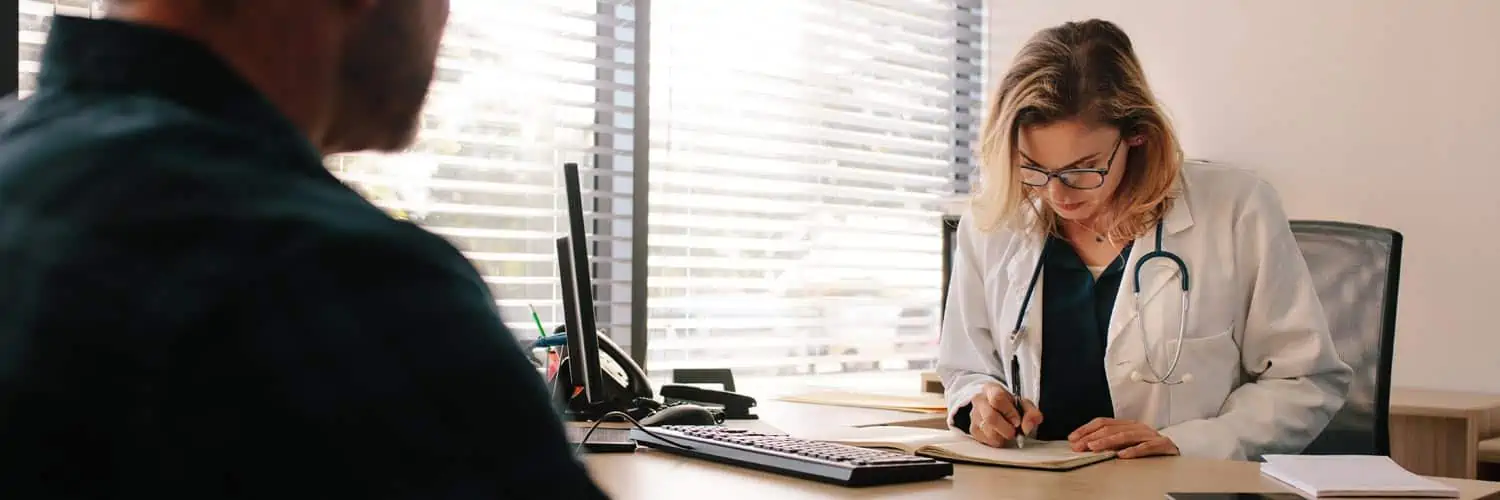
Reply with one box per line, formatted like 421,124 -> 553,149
528,304 -> 548,337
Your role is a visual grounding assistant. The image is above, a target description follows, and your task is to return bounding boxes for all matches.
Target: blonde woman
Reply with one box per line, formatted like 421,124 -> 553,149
938,19 -> 1351,461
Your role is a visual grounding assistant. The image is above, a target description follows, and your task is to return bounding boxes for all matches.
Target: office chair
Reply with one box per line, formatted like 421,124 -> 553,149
1289,220 -> 1403,456
940,215 -> 961,323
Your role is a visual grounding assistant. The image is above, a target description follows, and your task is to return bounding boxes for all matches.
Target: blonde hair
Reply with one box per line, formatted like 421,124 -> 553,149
971,19 -> 1182,243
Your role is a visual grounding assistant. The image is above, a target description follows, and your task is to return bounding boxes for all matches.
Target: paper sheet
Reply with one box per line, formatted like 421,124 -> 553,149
1260,455 -> 1459,498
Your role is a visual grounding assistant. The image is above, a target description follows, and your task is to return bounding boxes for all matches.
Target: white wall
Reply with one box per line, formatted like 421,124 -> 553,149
987,0 -> 1500,393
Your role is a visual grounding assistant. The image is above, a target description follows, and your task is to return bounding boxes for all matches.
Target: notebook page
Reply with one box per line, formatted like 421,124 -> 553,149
1260,455 -> 1458,497
926,438 -> 1111,465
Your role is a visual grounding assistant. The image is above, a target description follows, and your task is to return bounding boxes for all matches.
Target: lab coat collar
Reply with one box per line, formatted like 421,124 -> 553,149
1161,181 -> 1195,236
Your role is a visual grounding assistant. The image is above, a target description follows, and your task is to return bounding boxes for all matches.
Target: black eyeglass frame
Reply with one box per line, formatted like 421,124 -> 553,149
1017,135 -> 1125,190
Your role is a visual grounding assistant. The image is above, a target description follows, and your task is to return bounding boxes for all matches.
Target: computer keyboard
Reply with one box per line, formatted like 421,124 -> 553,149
629,425 -> 953,487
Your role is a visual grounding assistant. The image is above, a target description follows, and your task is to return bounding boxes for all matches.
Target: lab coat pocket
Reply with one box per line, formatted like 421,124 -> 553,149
1166,326 -> 1240,425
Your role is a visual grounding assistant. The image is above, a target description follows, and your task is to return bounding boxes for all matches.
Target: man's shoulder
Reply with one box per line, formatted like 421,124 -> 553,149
0,92 -> 291,203
1,90 -> 241,161
0,90 -> 473,295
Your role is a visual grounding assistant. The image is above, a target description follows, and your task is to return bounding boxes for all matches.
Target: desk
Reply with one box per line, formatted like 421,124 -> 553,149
585,401 -> 1500,499
1482,438 -> 1500,481
1390,388 -> 1500,479
919,373 -> 1500,480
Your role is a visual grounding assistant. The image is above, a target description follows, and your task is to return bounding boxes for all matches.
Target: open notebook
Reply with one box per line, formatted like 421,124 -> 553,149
1259,454 -> 1459,498
792,425 -> 1115,471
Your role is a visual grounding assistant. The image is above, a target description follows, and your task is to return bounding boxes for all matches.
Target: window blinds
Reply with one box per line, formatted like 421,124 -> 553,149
13,0 -> 982,377
16,1 -> 640,345
330,0 -> 639,344
647,0 -> 983,375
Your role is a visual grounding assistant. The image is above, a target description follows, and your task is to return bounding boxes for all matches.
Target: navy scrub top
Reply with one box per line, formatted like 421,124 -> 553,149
1034,234 -> 1130,441
951,235 -> 1129,441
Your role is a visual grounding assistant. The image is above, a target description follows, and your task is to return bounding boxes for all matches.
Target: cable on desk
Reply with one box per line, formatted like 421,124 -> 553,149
575,411 -> 697,454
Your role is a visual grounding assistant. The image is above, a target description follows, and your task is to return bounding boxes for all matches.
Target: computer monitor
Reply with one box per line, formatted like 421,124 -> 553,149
556,236 -> 587,392
558,162 -> 605,405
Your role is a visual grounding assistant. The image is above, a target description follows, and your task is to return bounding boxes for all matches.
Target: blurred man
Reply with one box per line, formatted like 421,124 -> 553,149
0,1 -> 607,497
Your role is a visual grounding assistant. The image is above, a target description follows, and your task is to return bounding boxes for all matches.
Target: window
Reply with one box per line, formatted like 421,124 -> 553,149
14,0 -> 639,348
13,0 -> 982,394
328,0 -> 640,347
647,0 -> 984,389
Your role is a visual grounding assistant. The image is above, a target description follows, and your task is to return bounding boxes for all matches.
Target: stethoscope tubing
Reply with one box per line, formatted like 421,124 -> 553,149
1009,223 -> 1192,386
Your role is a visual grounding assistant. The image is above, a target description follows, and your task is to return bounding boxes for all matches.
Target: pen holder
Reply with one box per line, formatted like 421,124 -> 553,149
528,333 -> 569,379
530,345 -> 564,382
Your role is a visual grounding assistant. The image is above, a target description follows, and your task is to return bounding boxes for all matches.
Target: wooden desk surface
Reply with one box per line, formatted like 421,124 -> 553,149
584,401 -> 1500,500
1391,388 -> 1500,418
1482,437 -> 1500,463
586,451 -> 1500,500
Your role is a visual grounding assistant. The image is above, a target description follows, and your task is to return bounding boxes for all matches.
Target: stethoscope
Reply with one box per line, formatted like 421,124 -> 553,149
1007,222 -> 1194,387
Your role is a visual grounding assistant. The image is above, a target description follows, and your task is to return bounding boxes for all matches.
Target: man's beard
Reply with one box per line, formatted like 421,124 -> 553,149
325,8 -> 436,154
325,76 -> 429,154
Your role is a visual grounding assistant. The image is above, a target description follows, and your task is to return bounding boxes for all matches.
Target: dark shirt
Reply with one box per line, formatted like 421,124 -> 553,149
952,236 -> 1126,442
1034,235 -> 1125,441
0,16 -> 606,499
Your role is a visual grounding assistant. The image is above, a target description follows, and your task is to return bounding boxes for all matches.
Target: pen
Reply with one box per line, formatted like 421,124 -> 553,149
1010,355 -> 1027,449
528,304 -> 548,337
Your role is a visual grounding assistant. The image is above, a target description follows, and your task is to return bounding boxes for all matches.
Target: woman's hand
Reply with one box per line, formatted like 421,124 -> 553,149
967,383 -> 1043,448
1068,418 -> 1179,458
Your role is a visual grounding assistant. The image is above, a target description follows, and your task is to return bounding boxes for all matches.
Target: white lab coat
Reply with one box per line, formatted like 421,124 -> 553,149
938,163 -> 1353,460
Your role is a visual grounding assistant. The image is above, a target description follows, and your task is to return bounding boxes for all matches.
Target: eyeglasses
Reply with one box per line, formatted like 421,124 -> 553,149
1018,136 -> 1124,190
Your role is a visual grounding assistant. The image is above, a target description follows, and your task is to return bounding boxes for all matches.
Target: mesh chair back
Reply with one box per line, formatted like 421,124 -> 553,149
1290,221 -> 1402,455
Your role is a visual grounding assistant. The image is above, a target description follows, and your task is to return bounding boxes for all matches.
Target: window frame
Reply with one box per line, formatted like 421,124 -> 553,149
3,0 -> 17,96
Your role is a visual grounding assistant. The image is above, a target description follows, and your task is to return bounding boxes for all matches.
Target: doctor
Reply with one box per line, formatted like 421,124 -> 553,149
939,19 -> 1352,461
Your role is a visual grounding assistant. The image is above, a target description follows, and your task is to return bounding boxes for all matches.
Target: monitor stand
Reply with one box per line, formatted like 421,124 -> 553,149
550,356 -> 655,422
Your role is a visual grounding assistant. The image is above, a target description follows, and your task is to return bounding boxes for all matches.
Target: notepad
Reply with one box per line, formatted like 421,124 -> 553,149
1259,454 -> 1459,498
774,390 -> 947,413
792,425 -> 1115,470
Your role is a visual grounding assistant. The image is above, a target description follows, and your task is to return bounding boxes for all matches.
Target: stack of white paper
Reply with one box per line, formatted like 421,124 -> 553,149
1259,455 -> 1459,498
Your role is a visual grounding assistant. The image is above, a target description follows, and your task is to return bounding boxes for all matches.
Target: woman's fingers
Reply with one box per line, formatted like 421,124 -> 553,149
1118,438 -> 1177,459
971,423 -> 1005,448
973,402 -> 1016,440
1019,399 -> 1043,436
1068,417 -> 1119,442
1085,429 -> 1154,451
1070,419 -> 1130,452
967,408 -> 1006,448
981,385 -> 1022,428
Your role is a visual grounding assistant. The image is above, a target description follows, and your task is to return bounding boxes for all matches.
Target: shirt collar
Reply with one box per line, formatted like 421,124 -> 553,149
37,16 -> 321,162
